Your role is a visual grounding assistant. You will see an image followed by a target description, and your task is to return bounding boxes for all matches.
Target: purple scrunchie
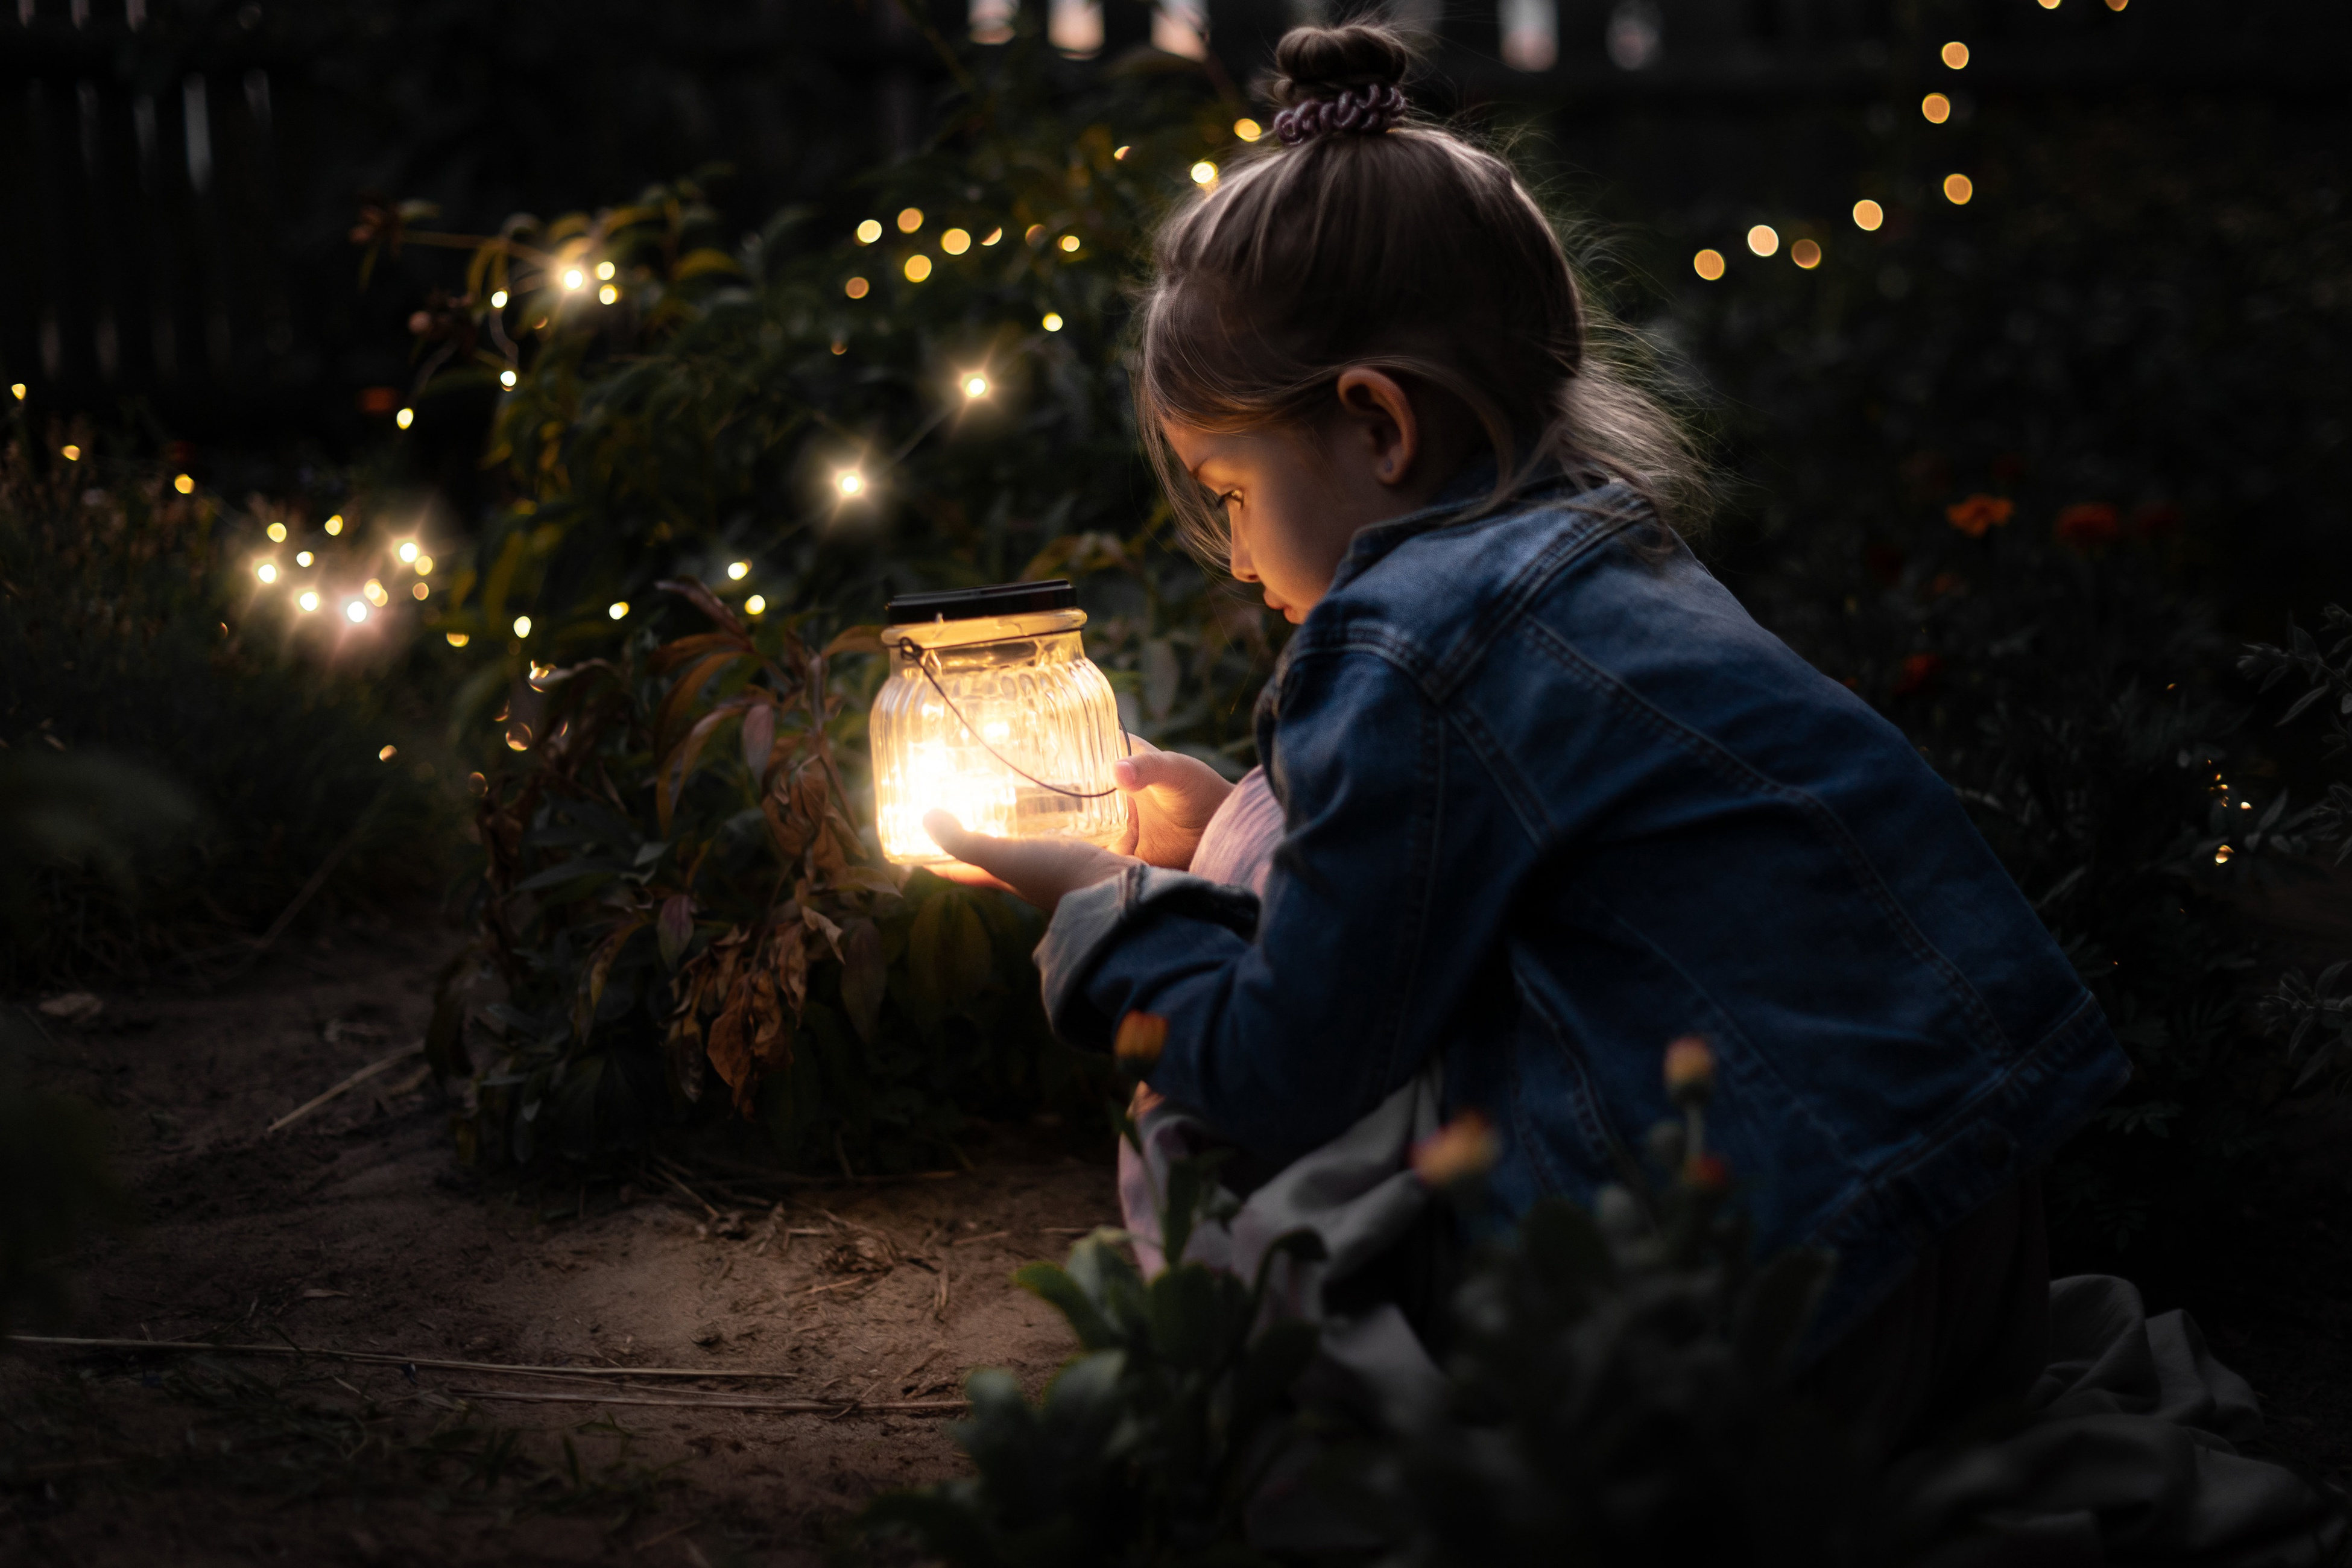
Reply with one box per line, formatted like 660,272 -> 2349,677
1272,81 -> 1408,146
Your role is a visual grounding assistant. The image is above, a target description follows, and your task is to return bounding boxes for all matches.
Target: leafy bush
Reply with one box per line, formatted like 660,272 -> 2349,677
0,423 -> 452,988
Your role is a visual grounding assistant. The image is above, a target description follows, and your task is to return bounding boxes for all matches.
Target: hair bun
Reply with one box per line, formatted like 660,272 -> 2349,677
1269,23 -> 1414,107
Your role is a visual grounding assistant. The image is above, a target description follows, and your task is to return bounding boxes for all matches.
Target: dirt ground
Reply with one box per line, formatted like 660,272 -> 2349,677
0,911 -> 1122,1566
5,902 -> 2351,1565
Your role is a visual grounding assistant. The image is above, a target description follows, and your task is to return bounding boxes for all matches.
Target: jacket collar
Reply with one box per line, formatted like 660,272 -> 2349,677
1323,456 -> 1599,599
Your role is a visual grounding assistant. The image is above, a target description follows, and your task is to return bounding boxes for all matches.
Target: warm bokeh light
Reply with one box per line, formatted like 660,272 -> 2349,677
856,219 -> 882,244
1941,40 -> 1970,68
379,744 -> 398,761
1853,198 -> 1885,230
1058,234 -> 1081,253
1921,92 -> 1952,124
595,260 -> 616,280
982,227 -> 1002,246
414,554 -> 432,574
562,267 -> 586,289
598,283 -> 619,305
396,407 -> 414,429
296,551 -> 314,566
1190,160 -> 1217,186
1025,224 -> 1045,244
963,373 -> 990,399
267,521 -> 288,542
1692,248 -> 1727,281
297,590 -> 319,612
1234,118 -> 1263,141
174,473 -> 195,494
1747,225 -> 1779,258
727,560 -> 750,580
1792,238 -> 1823,269
2215,844 -> 2234,864
61,444 -> 81,461
256,561 -> 278,583
897,207 -> 923,233
364,578 -> 390,607
941,227 -> 971,255
346,600 -> 368,623
500,369 -> 517,388
411,581 -> 429,600
8,383 -> 23,399
1113,145 -> 1130,160
904,254 -> 932,282
2105,0 -> 2126,10
445,631 -> 469,646
830,340 -> 847,355
609,601 -> 629,619
1042,312 -> 1064,332
397,540 -> 419,561
745,595 -> 767,615
1944,172 -> 1976,204
513,615 -> 533,637
846,276 -> 870,299
324,514 -> 344,535
490,289 -> 509,308
2038,0 -> 2060,8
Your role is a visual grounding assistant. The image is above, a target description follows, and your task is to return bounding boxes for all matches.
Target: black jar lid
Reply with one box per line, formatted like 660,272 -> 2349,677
884,579 -> 1077,624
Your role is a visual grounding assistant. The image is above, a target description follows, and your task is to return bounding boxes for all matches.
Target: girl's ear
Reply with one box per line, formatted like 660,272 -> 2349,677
1333,367 -> 1421,488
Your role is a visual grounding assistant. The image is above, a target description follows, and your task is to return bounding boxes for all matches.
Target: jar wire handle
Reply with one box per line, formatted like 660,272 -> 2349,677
891,637 -> 1131,800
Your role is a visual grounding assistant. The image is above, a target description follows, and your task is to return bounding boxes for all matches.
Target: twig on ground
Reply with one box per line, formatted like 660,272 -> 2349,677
7,1335 -> 805,1383
446,1386 -> 966,1416
265,1044 -> 425,1135
217,793 -> 387,981
949,1230 -> 1009,1247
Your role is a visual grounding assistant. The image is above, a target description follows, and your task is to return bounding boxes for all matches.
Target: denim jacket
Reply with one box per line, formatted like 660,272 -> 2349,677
1037,473 -> 2127,1350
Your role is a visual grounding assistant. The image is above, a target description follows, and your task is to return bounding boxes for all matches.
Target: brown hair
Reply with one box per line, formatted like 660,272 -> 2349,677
1136,22 -> 1707,563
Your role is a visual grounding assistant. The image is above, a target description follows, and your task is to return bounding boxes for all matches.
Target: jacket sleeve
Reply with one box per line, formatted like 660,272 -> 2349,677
1035,645 -> 1518,1159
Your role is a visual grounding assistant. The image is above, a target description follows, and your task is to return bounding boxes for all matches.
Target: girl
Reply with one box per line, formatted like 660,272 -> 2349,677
926,22 -> 2126,1452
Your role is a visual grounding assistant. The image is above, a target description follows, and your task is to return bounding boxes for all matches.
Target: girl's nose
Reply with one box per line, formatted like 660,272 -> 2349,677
1228,526 -> 1257,583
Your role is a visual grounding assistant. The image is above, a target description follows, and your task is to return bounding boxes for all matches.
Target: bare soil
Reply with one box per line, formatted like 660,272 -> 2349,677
1,911 -> 1120,1566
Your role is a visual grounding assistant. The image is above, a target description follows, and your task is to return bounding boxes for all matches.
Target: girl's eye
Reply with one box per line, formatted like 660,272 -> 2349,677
1215,490 -> 1241,511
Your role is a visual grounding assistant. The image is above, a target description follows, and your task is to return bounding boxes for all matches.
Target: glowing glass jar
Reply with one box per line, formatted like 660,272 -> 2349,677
870,580 -> 1127,865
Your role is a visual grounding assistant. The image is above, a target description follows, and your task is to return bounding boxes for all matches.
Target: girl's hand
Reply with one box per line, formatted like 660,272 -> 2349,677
1111,740 -> 1235,871
924,811 -> 1137,914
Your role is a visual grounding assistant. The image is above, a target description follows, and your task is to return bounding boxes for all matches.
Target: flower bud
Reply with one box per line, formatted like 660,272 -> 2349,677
1595,1183 -> 1645,1240
1410,1110 -> 1498,1189
1113,1011 -> 1168,1078
1663,1035 -> 1716,1105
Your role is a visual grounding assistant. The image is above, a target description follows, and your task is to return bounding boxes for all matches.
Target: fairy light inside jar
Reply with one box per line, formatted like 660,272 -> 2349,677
869,579 -> 1127,865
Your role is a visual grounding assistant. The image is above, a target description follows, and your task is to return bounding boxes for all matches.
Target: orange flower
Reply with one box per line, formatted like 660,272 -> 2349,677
1893,653 -> 1944,697
2055,502 -> 2120,548
1411,1111 -> 1499,1187
1663,1035 -> 1715,1104
1685,1153 -> 1732,1193
1113,1011 -> 1168,1076
1945,494 -> 2015,537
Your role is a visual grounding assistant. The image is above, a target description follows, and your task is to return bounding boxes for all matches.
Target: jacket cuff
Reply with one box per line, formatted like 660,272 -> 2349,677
1035,865 -> 1260,1048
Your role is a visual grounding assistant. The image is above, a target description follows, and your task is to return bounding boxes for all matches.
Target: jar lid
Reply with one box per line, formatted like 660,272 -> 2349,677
884,579 -> 1075,623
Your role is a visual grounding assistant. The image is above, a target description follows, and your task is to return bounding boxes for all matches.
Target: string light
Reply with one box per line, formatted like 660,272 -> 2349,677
1025,224 -> 1045,244
982,227 -> 1002,246
846,277 -> 870,299
1792,238 -> 1823,269
745,595 -> 767,615
414,554 -> 433,574
490,289 -> 508,308
1114,145 -> 1130,160
364,578 -> 390,606
1058,234 -> 1081,253
296,551 -> 314,566
8,382 -> 22,399
298,590 -> 319,612
1941,40 -> 1970,68
897,207 -> 923,233
324,514 -> 344,535
562,267 -> 586,290
1944,172 -> 1976,204
856,219 -> 882,244
836,470 -> 865,497
513,615 -> 532,637
2038,0 -> 2059,8
396,407 -> 414,429
1921,92 -> 1952,124
1747,225 -> 1780,258
1692,248 -> 1727,280
256,561 -> 278,583
904,254 -> 932,282
501,369 -> 517,388
412,581 -> 429,600
963,373 -> 990,399
379,744 -> 398,760
174,473 -> 195,494
609,601 -> 629,619
1853,199 -> 1885,230
61,444 -> 81,461
831,340 -> 847,355
1042,312 -> 1064,332
346,601 -> 368,623
941,227 -> 971,255
267,521 -> 288,542
445,631 -> 470,646
1234,118 -> 1262,141
1190,160 -> 1217,186
2105,0 -> 2126,9
598,283 -> 619,305
397,541 -> 419,561
728,560 -> 750,580
595,260 -> 616,280
2215,844 -> 2234,864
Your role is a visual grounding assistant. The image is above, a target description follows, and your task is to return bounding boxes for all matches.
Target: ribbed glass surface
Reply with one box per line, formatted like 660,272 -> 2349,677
870,627 -> 1125,865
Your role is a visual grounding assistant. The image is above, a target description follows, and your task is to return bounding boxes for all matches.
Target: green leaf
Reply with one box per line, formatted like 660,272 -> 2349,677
1014,1260 -> 1122,1351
